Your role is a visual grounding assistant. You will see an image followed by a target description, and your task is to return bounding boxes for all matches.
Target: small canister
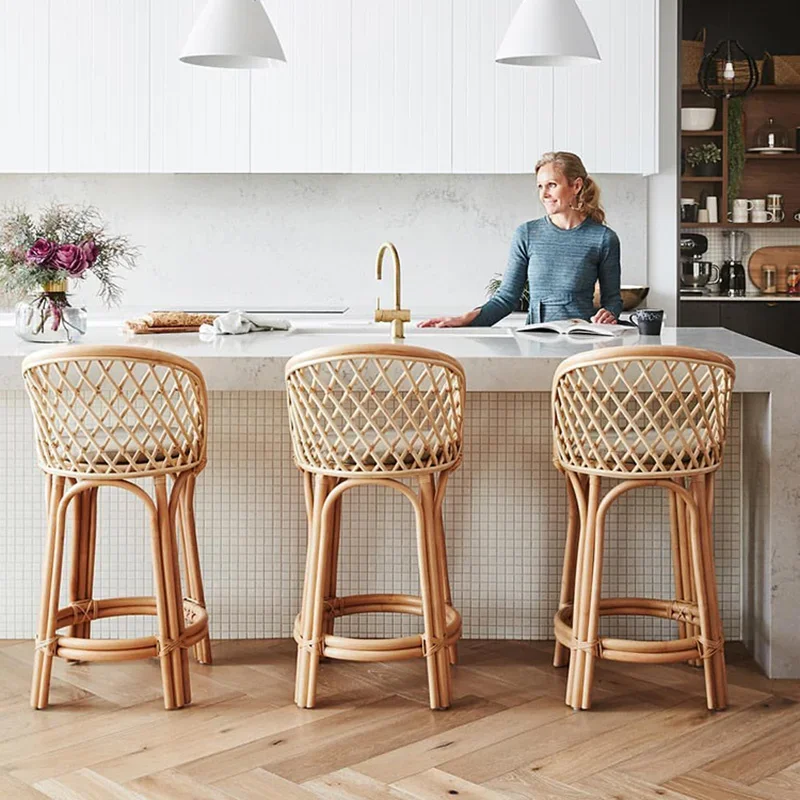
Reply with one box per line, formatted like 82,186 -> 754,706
787,265 -> 800,296
762,264 -> 777,294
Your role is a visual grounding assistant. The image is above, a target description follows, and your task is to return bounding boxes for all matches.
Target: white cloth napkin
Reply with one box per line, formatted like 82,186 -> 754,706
199,310 -> 291,336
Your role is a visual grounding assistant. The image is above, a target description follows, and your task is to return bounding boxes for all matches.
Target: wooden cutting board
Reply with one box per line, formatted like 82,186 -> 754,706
748,246 -> 800,293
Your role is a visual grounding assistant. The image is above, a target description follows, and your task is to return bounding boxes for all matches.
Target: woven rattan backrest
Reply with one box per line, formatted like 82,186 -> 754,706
552,346 -> 735,477
285,344 -> 466,476
22,345 -> 208,479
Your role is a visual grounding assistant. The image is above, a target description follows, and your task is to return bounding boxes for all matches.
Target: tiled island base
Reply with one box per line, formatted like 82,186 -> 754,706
1,390 -> 741,644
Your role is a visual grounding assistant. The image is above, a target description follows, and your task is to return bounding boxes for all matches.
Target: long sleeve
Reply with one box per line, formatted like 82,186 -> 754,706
470,224 -> 528,327
598,227 -> 623,319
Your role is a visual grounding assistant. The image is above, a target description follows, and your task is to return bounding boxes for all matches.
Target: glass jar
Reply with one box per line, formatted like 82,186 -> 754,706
762,265 -> 777,294
787,266 -> 800,297
14,280 -> 87,343
753,117 -> 790,150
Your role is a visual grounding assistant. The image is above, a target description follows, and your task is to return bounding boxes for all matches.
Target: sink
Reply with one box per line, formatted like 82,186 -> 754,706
292,323 -> 512,337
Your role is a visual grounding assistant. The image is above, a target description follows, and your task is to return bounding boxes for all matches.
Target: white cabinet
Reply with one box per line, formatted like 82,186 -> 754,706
0,0 -> 49,172
350,0 -> 452,174
553,0 -> 659,175
250,0 -> 351,173
150,0 -> 250,172
452,0 -> 553,174
48,0 -> 149,173
0,0 -> 659,175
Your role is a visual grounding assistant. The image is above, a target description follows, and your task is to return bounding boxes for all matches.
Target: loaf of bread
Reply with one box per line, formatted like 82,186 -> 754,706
124,311 -> 217,334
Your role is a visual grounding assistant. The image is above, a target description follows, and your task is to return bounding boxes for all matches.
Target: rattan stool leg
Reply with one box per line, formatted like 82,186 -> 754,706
433,472 -> 457,666
673,480 -> 701,668
66,485 -> 98,648
31,476 -> 66,710
322,490 -> 343,644
176,473 -> 212,665
566,475 -> 599,710
295,474 -> 332,708
690,475 -> 728,711
150,478 -> 179,710
554,472 -> 585,668
419,475 -> 452,710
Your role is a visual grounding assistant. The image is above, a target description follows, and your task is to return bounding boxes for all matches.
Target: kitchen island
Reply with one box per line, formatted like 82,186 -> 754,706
1,318 -> 797,678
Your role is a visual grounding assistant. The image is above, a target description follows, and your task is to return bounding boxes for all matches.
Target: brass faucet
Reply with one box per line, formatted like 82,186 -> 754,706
374,242 -> 411,339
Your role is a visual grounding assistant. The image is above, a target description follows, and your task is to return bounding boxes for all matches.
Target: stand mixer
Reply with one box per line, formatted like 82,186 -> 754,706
720,230 -> 748,297
680,233 -> 719,293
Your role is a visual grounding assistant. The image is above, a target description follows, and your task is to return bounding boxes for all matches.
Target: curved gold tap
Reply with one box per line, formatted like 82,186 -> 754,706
374,242 -> 411,339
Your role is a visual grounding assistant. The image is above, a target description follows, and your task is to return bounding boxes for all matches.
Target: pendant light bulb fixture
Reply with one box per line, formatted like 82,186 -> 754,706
496,0 -> 600,67
180,0 -> 286,69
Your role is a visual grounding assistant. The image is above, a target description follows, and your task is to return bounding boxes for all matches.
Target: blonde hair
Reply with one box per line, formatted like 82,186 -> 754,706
534,151 -> 606,225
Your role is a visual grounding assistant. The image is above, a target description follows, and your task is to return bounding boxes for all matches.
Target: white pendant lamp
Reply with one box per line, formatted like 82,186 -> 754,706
180,0 -> 286,69
496,0 -> 600,67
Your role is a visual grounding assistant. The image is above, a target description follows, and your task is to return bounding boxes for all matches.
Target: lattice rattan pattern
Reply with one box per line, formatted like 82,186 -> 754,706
552,349 -> 735,477
285,346 -> 465,476
22,346 -> 207,479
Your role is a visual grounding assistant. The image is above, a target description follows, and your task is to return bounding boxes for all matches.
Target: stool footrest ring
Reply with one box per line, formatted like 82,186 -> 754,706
293,593 -> 461,663
555,599 -> 720,665
40,597 -> 208,663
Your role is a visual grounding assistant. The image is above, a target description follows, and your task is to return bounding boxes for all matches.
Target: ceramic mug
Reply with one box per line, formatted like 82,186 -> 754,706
728,210 -> 749,223
751,199 -> 767,210
793,209 -> 800,222
733,198 -> 754,211
630,309 -> 664,336
751,210 -> 775,223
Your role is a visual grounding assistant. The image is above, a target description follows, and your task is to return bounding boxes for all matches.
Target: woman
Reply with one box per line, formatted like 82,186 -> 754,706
419,152 -> 622,328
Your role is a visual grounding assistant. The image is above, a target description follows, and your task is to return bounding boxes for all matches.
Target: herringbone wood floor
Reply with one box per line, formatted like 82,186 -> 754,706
1,638 -> 799,799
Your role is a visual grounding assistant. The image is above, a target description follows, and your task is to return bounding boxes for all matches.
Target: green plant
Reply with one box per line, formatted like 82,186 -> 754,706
486,274 -> 529,311
727,97 -> 745,208
685,142 -> 722,167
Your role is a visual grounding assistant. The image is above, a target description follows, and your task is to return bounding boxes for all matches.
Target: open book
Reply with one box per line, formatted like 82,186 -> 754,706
516,319 -> 636,337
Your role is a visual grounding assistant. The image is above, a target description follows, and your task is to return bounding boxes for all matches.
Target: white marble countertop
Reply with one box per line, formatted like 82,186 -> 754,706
1,311 -> 796,391
681,294 -> 800,301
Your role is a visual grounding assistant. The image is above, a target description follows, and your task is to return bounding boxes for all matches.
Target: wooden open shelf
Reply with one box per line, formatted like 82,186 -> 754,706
681,130 -> 725,137
745,153 -> 800,160
682,176 -> 724,182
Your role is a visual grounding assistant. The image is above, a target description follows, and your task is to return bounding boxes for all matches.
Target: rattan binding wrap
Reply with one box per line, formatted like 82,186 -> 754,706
285,343 -> 465,477
552,345 -> 734,478
22,345 -> 207,479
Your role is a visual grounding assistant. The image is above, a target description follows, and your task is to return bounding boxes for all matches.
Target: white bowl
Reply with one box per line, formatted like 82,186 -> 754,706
681,107 -> 717,131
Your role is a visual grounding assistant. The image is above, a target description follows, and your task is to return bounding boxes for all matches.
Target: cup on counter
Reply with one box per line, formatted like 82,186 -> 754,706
630,309 -> 665,336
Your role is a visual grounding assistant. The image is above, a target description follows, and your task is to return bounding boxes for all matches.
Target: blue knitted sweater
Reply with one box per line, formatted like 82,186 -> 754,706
471,216 -> 623,326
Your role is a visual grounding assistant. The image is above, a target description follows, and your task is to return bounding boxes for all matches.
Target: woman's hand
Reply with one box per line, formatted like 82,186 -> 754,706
417,309 -> 480,328
591,308 -> 617,325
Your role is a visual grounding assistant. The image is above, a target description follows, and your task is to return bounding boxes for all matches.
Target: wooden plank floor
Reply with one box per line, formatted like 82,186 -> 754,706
1,638 -> 799,799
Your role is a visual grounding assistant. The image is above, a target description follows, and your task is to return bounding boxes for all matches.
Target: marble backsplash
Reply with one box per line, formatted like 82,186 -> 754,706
0,173 -> 647,314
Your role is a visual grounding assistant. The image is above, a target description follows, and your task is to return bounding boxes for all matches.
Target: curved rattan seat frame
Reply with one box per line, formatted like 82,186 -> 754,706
286,345 -> 465,710
551,346 -> 735,711
22,345 -> 212,711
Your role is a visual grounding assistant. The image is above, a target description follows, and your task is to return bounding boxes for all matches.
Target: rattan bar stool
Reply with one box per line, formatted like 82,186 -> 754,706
285,344 -> 465,710
550,345 -> 735,711
22,345 -> 212,710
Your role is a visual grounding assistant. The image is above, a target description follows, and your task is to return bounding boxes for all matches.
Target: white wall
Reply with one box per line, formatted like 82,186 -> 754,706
0,173 -> 647,314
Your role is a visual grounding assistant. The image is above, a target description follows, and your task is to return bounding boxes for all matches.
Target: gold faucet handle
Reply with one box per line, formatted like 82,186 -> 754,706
375,308 -> 410,323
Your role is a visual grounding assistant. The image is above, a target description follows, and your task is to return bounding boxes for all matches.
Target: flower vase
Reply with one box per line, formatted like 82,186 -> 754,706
14,280 -> 87,343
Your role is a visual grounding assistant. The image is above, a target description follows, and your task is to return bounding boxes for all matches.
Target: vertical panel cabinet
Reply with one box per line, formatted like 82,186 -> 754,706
0,0 -> 658,174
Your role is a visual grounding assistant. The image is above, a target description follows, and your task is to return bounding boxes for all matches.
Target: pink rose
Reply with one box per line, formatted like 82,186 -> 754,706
26,238 -> 56,265
53,244 -> 88,277
81,239 -> 99,264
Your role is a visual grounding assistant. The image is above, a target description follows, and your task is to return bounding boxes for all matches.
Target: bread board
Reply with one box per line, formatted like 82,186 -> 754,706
747,245 -> 800,293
